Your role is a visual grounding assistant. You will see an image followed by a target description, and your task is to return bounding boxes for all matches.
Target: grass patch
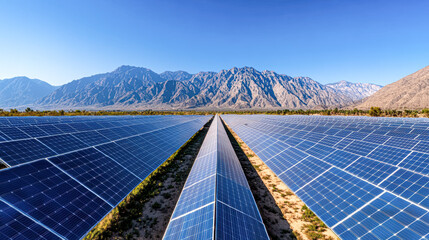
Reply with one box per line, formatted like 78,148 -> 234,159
301,205 -> 334,239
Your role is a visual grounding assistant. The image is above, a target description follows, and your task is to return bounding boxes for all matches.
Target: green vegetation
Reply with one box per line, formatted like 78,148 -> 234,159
301,205 -> 334,240
221,107 -> 428,118
0,109 -> 214,116
0,107 -> 427,117
369,107 -> 382,117
83,118 -> 212,240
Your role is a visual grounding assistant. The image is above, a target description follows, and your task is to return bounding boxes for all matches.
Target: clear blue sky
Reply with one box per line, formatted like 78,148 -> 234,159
0,0 -> 428,86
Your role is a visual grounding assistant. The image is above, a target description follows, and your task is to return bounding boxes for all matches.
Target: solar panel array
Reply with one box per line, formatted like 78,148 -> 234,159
163,115 -> 269,240
222,115 -> 429,240
0,115 -> 210,240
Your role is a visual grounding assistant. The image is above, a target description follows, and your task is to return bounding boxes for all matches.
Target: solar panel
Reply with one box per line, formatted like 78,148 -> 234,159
0,200 -> 62,240
0,160 -> 112,240
0,139 -> 57,166
0,115 -> 211,240
222,115 -> 429,240
18,126 -> 49,138
71,131 -> 110,146
36,125 -> 64,135
49,148 -> 142,206
0,126 -> 30,140
164,116 -> 269,240
38,134 -> 89,154
95,142 -> 153,179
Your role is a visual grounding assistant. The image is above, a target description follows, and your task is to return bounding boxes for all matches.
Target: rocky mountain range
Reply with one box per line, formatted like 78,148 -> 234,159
326,80 -> 382,101
357,66 -> 429,110
35,66 -> 381,110
0,77 -> 58,108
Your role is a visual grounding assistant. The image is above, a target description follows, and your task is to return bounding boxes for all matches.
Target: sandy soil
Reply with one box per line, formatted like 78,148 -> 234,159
223,121 -> 339,240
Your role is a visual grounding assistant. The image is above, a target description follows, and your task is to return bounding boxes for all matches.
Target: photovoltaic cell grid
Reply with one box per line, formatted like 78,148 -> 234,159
222,115 -> 429,240
0,200 -> 61,240
164,116 -> 269,240
0,115 -> 210,240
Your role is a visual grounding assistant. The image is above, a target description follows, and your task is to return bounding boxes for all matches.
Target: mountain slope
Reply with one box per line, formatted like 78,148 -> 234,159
326,80 -> 382,101
356,66 -> 429,110
38,65 -> 165,106
180,67 -> 353,109
0,77 -> 58,108
39,66 -> 357,110
160,71 -> 193,81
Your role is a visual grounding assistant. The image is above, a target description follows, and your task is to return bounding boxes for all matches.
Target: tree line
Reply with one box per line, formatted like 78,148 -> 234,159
0,107 -> 428,118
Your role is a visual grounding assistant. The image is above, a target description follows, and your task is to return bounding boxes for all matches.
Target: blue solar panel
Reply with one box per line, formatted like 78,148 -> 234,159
72,131 -> 110,146
67,122 -> 94,132
367,145 -> 412,165
36,125 -> 64,135
323,150 -> 360,169
216,175 -> 260,220
0,115 -> 211,239
18,126 -> 49,138
379,169 -> 429,208
0,126 -> 30,140
97,128 -> 124,141
0,139 -> 57,166
413,141 -> 429,153
171,175 -> 216,219
0,160 -> 112,240
345,157 -> 398,184
49,148 -> 142,205
95,142 -> 153,179
216,202 -> 269,240
0,200 -> 61,240
222,114 -> 429,240
38,134 -> 89,154
164,116 -> 268,240
164,204 -> 215,240
54,123 -> 79,133
279,156 -> 331,192
399,152 -> 429,175
344,140 -> 378,156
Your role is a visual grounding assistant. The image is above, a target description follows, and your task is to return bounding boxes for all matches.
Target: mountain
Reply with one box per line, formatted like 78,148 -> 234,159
37,66 -> 165,106
38,66 -> 361,110
326,80 -> 382,101
356,66 -> 429,110
160,71 -> 193,81
0,77 -> 58,108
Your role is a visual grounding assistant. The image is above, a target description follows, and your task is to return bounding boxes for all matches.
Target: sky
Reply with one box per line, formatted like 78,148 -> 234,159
0,0 -> 428,86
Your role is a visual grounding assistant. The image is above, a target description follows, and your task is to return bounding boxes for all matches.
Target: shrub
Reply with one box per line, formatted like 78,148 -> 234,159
369,107 -> 381,117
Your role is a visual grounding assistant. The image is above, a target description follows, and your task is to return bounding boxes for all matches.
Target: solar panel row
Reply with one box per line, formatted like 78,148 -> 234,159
163,115 -> 269,240
222,115 -> 429,240
0,115 -> 202,167
0,115 -> 210,240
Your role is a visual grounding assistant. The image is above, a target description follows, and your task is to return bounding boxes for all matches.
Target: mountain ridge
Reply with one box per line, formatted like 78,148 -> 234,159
356,66 -> 429,110
326,80 -> 382,101
0,77 -> 58,108
36,66 -> 380,110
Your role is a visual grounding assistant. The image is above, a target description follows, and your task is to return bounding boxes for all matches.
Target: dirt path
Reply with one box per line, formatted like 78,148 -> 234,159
222,120 -> 339,240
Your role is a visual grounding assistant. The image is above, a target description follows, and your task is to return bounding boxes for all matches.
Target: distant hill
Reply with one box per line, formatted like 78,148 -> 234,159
326,80 -> 382,101
356,66 -> 429,110
0,77 -> 58,108
38,66 -> 373,110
